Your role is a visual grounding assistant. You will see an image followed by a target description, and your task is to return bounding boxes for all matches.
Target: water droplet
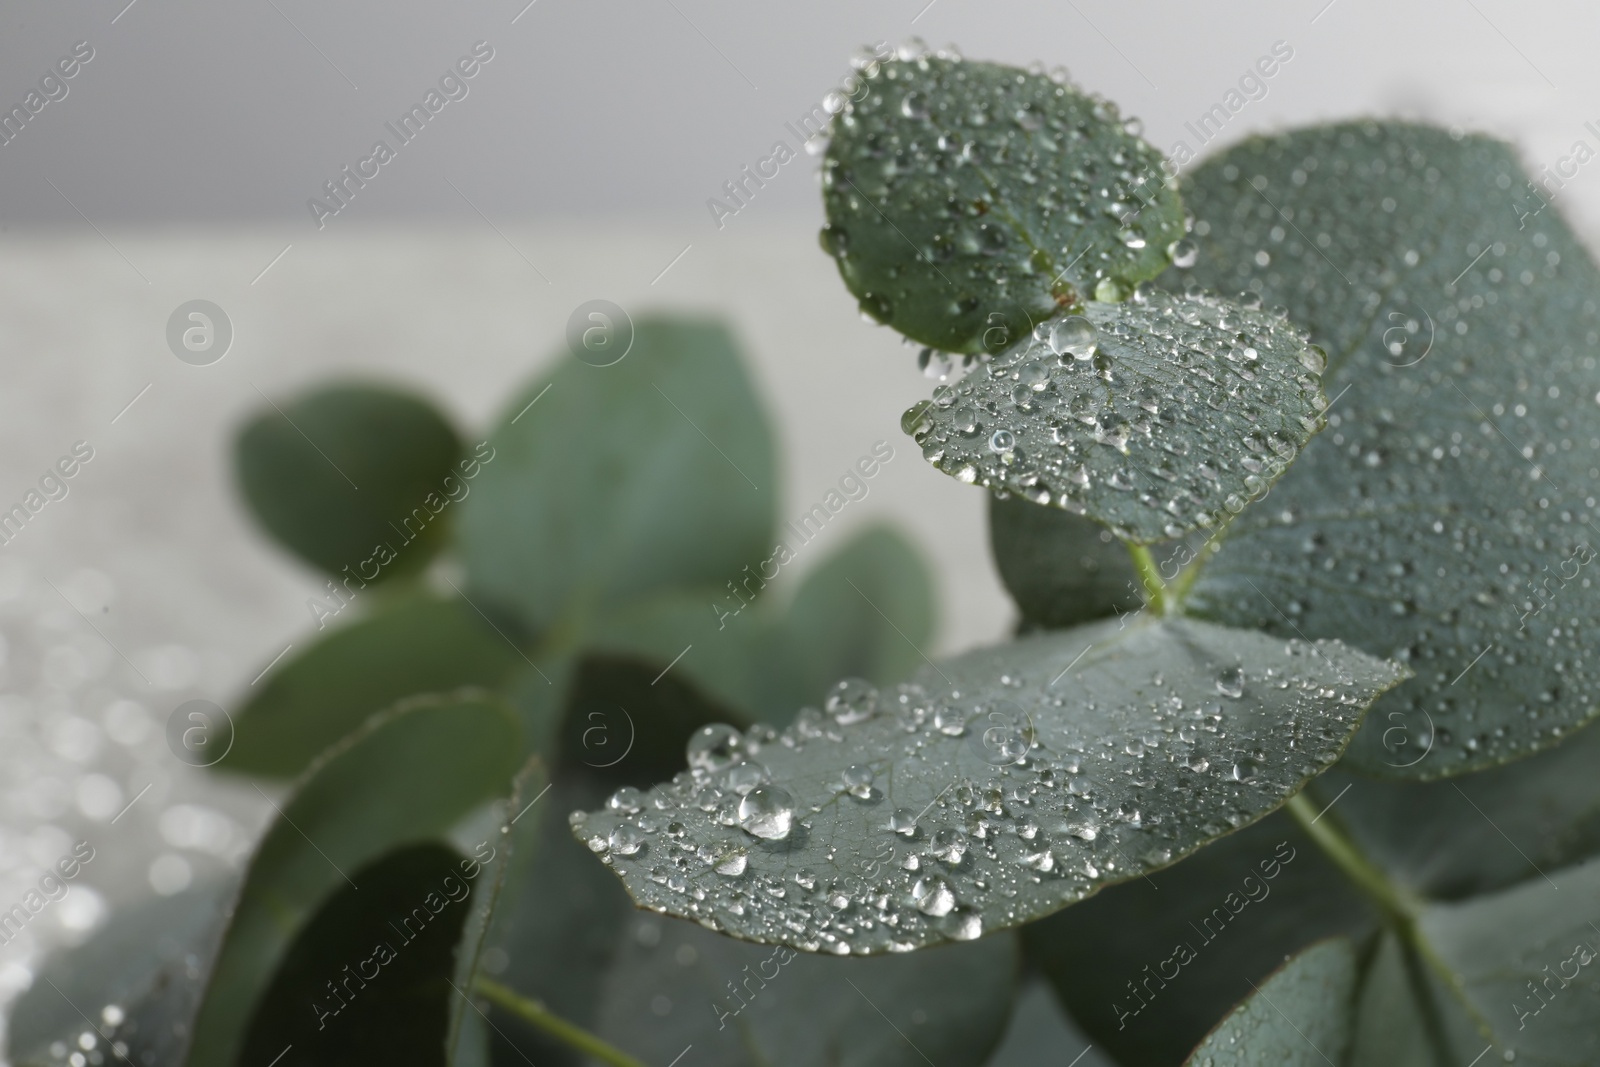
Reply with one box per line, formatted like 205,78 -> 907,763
607,786 -> 645,814
1216,666 -> 1245,699
946,911 -> 983,940
931,827 -> 968,863
715,847 -> 749,876
687,724 -> 745,771
1048,315 -> 1097,360
902,399 -> 934,434
609,824 -> 645,856
826,678 -> 879,724
911,875 -> 956,916
842,764 -> 875,798
1231,757 -> 1261,783
901,92 -> 930,119
889,808 -> 920,836
989,429 -> 1016,453
738,785 -> 797,841
1168,238 -> 1198,269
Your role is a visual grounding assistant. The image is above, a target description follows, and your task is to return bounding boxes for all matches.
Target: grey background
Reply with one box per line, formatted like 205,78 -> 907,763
0,0 -> 1596,230
0,0 -> 1597,1059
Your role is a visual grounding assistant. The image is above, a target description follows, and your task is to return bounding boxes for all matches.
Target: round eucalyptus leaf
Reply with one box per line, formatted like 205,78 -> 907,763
822,53 -> 1184,354
905,292 -> 1326,543
573,616 -> 1405,954
186,694 -> 521,1066
1182,939 -> 1357,1066
1173,121 -> 1600,776
235,383 -> 463,580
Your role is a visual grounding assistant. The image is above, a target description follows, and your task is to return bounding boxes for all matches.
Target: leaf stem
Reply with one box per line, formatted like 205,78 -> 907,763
1286,793 -> 1496,1054
475,977 -> 645,1067
1126,544 -> 1170,615
1284,792 -> 1419,925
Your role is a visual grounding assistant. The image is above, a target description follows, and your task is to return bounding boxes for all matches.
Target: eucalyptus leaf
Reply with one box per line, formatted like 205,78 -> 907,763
768,525 -> 935,713
905,292 -> 1326,542
234,382 -> 463,580
1346,931 -> 1447,1067
186,693 -> 521,1067
592,913 -> 1019,1067
1023,810 -> 1377,1066
1420,852 -> 1600,1065
459,316 -> 776,633
446,758 -> 545,1066
1181,938 -> 1357,1067
238,843 -> 477,1067
222,594 -> 523,778
822,53 -> 1184,353
481,774 -> 636,1067
1302,727 -> 1600,901
988,494 -> 1140,631
591,525 -> 936,726
573,616 -> 1405,954
1172,121 -> 1600,776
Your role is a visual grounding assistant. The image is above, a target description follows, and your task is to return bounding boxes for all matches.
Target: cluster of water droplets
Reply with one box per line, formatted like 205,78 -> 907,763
900,286 -> 1327,543
1177,121 -> 1600,772
571,618 -> 1401,954
818,42 -> 1185,349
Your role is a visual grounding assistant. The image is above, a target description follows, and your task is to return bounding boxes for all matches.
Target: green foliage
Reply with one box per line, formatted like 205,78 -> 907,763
988,494 -> 1139,629
1183,939 -> 1358,1066
459,316 -> 777,632
188,694 -> 522,1066
222,593 -> 522,777
575,617 -> 1403,953
592,916 -> 1019,1067
235,382 -> 463,580
903,293 -> 1327,542
1172,122 -> 1600,778
822,52 -> 1183,352
25,42 -> 1600,1067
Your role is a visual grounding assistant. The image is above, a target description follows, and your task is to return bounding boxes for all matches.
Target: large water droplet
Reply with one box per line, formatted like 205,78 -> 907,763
826,678 -> 879,724
687,723 -> 745,771
912,875 -> 956,916
842,764 -> 875,799
607,786 -> 645,814
609,824 -> 645,856
738,785 -> 797,840
1048,315 -> 1098,360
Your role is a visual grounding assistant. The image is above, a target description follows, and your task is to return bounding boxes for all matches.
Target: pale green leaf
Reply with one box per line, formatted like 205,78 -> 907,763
573,616 -> 1405,953
1420,853 -> 1600,1065
905,294 -> 1326,542
458,317 -> 777,633
988,494 -> 1140,630
234,382 -> 462,580
185,694 -> 521,1066
222,593 -> 523,778
1182,939 -> 1357,1066
1173,121 -> 1600,776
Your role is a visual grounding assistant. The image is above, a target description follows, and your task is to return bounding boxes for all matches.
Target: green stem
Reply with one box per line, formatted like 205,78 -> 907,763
1285,792 -> 1419,925
1127,544 -> 1170,615
475,977 -> 645,1067
1287,793 -> 1496,1057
